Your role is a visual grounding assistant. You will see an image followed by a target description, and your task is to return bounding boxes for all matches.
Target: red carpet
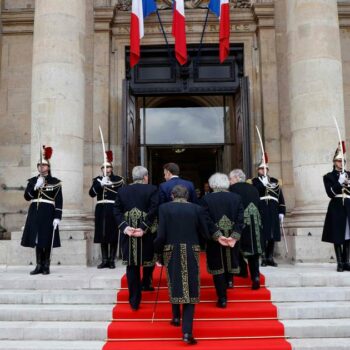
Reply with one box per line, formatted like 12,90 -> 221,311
103,254 -> 292,350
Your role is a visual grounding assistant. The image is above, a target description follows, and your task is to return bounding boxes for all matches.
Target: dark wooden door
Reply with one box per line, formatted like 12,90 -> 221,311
122,80 -> 139,182
234,76 -> 252,178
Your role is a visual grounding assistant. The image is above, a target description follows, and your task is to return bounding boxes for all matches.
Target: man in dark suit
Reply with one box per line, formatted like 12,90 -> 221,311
154,185 -> 213,345
159,163 -> 197,204
113,166 -> 159,310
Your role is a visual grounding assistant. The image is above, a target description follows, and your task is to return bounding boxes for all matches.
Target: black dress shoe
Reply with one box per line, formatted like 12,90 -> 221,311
343,263 -> 350,271
183,333 -> 197,345
266,259 -> 278,267
109,261 -> 116,269
141,285 -> 155,291
252,277 -> 260,290
130,304 -> 139,311
261,259 -> 267,267
170,318 -> 180,326
97,261 -> 109,269
337,263 -> 344,272
227,281 -> 234,289
216,298 -> 227,308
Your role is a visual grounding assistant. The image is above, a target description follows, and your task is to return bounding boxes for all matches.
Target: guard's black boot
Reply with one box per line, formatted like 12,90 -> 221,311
42,247 -> 51,275
342,241 -> 350,271
30,247 -> 43,275
334,244 -> 344,272
97,243 -> 109,269
109,244 -> 117,269
266,241 -> 278,267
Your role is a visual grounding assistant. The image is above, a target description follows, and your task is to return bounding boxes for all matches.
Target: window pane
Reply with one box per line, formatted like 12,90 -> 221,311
142,106 -> 225,145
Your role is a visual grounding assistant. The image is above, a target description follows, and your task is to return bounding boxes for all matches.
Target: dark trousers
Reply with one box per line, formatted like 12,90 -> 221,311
142,265 -> 155,287
172,304 -> 195,335
213,274 -> 227,300
126,265 -> 142,309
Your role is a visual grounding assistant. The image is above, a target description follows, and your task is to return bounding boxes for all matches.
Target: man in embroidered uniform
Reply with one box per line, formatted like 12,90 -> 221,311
322,142 -> 350,272
251,154 -> 286,267
154,185 -> 212,345
21,146 -> 63,275
89,151 -> 124,269
201,173 -> 244,307
229,169 -> 262,290
113,166 -> 158,310
159,162 -> 197,204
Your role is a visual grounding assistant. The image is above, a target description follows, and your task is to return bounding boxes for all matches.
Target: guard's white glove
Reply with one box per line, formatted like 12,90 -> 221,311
338,172 -> 347,185
53,219 -> 60,230
34,176 -> 45,190
279,213 -> 284,223
261,176 -> 269,186
98,176 -> 110,187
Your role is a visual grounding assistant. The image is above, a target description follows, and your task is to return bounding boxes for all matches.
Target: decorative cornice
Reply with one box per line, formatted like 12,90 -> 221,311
94,6 -> 114,32
252,2 -> 274,29
0,9 -> 34,35
338,1 -> 350,28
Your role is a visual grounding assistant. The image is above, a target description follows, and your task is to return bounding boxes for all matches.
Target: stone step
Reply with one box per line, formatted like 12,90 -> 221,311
283,319 -> 350,338
0,341 -> 104,350
0,304 -> 112,321
289,338 -> 350,350
270,286 -> 350,302
262,265 -> 350,287
0,290 -> 116,304
276,301 -> 350,319
0,321 -> 108,341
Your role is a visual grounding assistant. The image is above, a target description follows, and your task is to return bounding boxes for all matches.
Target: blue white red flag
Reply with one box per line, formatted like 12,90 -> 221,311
130,0 -> 157,68
208,0 -> 230,63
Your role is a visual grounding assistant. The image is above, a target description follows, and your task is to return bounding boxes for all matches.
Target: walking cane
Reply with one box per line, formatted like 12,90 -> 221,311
151,264 -> 164,323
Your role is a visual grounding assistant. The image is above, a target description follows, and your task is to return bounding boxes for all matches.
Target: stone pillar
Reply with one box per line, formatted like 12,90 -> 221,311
285,0 -> 345,262
31,0 -> 86,213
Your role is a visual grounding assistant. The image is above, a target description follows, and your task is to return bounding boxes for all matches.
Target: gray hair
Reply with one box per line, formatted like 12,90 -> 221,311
132,166 -> 148,181
208,173 -> 230,190
229,169 -> 246,183
171,185 -> 189,200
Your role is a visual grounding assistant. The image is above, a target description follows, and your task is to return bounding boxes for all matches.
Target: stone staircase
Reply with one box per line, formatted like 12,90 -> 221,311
0,263 -> 349,350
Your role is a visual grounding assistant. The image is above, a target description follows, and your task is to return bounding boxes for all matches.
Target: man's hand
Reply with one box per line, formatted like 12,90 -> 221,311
133,228 -> 144,237
34,176 -> 45,190
227,237 -> 237,248
53,219 -> 60,230
124,226 -> 134,237
218,236 -> 229,246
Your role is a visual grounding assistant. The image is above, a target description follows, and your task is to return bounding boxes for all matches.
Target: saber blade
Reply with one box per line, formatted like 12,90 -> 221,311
98,125 -> 107,177
256,125 -> 267,177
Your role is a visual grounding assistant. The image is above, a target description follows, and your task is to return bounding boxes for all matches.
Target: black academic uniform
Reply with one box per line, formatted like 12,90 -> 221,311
154,200 -> 211,335
201,190 -> 244,299
230,182 -> 262,283
114,183 -> 159,309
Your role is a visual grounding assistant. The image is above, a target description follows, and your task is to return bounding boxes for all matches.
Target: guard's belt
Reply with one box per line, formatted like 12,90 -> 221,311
260,195 -> 279,203
97,200 -> 115,204
31,199 -> 55,205
335,194 -> 350,199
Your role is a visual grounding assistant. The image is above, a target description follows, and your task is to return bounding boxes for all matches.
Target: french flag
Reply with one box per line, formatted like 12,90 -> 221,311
209,0 -> 230,63
172,0 -> 187,65
130,0 -> 157,68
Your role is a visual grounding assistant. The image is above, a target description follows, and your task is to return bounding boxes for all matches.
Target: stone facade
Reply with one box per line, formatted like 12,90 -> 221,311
0,0 -> 349,264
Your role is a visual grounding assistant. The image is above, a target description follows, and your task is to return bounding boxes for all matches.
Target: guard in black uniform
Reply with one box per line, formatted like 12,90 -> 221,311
229,169 -> 263,289
154,185 -> 212,345
252,154 -> 286,267
113,166 -> 158,310
201,173 -> 244,307
21,146 -> 63,275
89,151 -> 124,269
322,142 -> 350,272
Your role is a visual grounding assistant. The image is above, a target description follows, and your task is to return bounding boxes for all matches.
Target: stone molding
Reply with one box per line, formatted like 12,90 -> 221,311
0,9 -> 34,35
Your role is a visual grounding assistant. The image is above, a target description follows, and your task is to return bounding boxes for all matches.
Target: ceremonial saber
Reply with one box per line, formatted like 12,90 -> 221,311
151,265 -> 164,323
98,125 -> 107,177
280,221 -> 289,255
49,225 -> 56,263
255,125 -> 267,177
332,115 -> 345,173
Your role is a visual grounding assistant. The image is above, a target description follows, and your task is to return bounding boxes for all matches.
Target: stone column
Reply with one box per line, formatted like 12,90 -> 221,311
285,0 -> 345,261
31,0 -> 86,213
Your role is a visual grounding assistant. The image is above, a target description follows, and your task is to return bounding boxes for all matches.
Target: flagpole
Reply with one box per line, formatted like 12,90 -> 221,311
155,10 -> 176,66
194,7 -> 210,65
